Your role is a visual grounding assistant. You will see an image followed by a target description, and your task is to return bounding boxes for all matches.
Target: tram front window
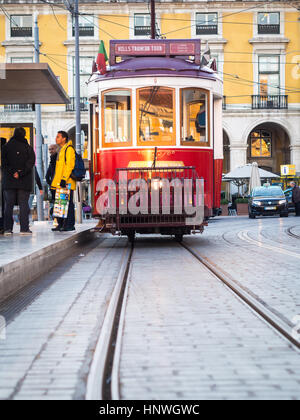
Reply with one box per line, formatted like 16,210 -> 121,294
103,89 -> 131,147
137,87 -> 176,146
181,88 -> 208,146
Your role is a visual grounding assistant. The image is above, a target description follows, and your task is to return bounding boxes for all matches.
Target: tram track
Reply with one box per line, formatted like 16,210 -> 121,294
237,230 -> 300,259
286,226 -> 300,240
86,242 -> 133,400
86,236 -> 300,401
180,241 -> 300,351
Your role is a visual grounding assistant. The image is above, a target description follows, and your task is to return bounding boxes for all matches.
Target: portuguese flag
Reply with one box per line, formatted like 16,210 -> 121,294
96,41 -> 108,75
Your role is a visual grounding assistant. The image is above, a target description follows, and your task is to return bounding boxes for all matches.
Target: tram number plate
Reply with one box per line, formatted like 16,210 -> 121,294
265,206 -> 276,210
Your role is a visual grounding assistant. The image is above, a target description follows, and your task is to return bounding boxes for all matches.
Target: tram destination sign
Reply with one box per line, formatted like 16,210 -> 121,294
110,39 -> 201,65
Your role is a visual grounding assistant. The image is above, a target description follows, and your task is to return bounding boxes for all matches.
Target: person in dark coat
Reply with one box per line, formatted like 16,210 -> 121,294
46,144 -> 58,187
290,181 -> 300,216
2,127 -> 36,235
0,137 -> 7,234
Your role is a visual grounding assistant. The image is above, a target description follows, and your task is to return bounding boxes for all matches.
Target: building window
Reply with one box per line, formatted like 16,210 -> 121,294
72,15 -> 94,37
181,88 -> 209,146
137,87 -> 175,146
134,14 -> 151,36
258,12 -> 280,34
11,57 -> 33,63
103,89 -> 131,147
10,15 -> 32,37
258,55 -> 280,96
196,13 -> 218,35
250,130 -> 272,158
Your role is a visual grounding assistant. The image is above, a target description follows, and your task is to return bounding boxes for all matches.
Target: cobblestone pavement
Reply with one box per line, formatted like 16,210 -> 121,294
185,216 -> 300,322
1,216 -> 300,400
119,232 -> 300,400
0,237 -> 128,400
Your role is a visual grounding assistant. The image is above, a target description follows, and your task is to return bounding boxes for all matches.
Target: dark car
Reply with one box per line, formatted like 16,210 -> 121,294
284,188 -> 296,213
248,186 -> 289,219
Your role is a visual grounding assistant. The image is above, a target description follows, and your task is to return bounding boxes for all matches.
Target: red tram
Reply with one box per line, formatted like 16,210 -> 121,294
88,39 -> 223,241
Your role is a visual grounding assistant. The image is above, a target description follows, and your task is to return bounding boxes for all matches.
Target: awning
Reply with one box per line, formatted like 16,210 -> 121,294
223,164 -> 280,181
0,63 -> 70,104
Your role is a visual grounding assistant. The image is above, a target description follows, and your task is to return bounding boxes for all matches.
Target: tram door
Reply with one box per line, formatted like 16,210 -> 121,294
89,101 -> 100,212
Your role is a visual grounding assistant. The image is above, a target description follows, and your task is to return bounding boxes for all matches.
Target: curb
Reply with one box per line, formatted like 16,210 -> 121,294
0,229 -> 95,303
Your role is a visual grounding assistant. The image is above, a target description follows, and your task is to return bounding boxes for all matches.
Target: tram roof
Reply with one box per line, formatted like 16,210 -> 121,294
95,57 -> 217,82
0,63 -> 70,105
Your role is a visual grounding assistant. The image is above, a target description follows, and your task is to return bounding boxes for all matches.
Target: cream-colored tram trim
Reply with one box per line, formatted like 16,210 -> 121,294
238,230 -> 300,260
85,245 -> 132,400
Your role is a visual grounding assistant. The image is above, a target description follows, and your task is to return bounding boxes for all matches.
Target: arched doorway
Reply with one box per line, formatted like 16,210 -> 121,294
67,124 -> 88,158
247,122 -> 290,174
223,130 -> 230,174
222,130 -> 231,200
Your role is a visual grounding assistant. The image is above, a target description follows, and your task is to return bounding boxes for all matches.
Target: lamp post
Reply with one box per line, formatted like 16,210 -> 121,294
34,13 -> 44,221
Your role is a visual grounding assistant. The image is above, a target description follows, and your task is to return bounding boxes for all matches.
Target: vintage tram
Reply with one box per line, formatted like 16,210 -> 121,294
88,39 -> 223,241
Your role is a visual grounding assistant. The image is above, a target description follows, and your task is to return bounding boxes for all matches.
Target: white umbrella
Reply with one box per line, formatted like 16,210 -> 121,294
248,162 -> 261,194
223,164 -> 280,181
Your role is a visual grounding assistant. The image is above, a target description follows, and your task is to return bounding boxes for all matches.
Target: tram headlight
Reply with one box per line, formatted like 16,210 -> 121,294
152,178 -> 161,191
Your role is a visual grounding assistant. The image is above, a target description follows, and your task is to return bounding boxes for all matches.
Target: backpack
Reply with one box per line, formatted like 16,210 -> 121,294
65,145 -> 86,181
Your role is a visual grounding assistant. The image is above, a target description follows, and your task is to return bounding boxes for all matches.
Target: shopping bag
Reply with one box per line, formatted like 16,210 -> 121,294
53,187 -> 70,218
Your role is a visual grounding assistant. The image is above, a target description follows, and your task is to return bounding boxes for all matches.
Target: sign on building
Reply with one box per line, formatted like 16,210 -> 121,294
280,164 -> 296,176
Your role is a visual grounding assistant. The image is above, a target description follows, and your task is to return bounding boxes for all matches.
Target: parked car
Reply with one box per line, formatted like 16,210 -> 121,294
248,186 -> 289,218
284,188 -> 296,213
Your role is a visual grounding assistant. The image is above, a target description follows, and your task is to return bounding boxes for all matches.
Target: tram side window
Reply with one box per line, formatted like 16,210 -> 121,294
137,87 -> 176,146
103,90 -> 131,147
181,89 -> 208,146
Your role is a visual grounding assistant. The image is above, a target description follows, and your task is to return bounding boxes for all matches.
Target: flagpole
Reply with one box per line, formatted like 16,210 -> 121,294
34,13 -> 44,221
150,0 -> 156,39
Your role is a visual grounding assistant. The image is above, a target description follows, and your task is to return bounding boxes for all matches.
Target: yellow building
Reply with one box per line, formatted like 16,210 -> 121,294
0,1 -> 299,173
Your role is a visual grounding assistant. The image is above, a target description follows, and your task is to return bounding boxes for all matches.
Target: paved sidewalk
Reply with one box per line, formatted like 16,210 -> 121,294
0,237 -> 128,400
0,220 -> 97,302
0,220 -> 96,267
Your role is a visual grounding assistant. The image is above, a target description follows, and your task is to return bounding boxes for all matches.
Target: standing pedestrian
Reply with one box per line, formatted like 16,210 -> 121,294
2,127 -> 35,236
46,144 -> 58,187
290,181 -> 300,216
51,131 -> 76,231
46,144 -> 59,218
28,167 -> 44,213
46,144 -> 58,219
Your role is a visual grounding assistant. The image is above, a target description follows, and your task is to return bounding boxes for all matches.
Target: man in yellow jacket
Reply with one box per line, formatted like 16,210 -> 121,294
51,131 -> 76,231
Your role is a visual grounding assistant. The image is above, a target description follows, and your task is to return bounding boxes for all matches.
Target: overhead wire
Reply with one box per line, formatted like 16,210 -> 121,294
37,0 -> 300,38
49,3 -> 65,31
219,69 -> 300,92
0,3 -> 72,71
160,0 -> 300,36
1,1 -> 299,90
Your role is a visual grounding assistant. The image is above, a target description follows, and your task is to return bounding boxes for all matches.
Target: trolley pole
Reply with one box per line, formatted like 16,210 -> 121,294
150,0 -> 156,39
34,14 -> 44,221
73,0 -> 83,223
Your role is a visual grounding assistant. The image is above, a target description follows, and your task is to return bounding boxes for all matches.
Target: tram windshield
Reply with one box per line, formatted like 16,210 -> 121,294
137,87 -> 176,146
181,88 -> 208,145
103,89 -> 131,147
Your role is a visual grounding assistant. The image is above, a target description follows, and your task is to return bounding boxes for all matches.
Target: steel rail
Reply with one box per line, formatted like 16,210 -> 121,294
286,226 -> 300,240
180,242 -> 300,350
85,243 -> 133,400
